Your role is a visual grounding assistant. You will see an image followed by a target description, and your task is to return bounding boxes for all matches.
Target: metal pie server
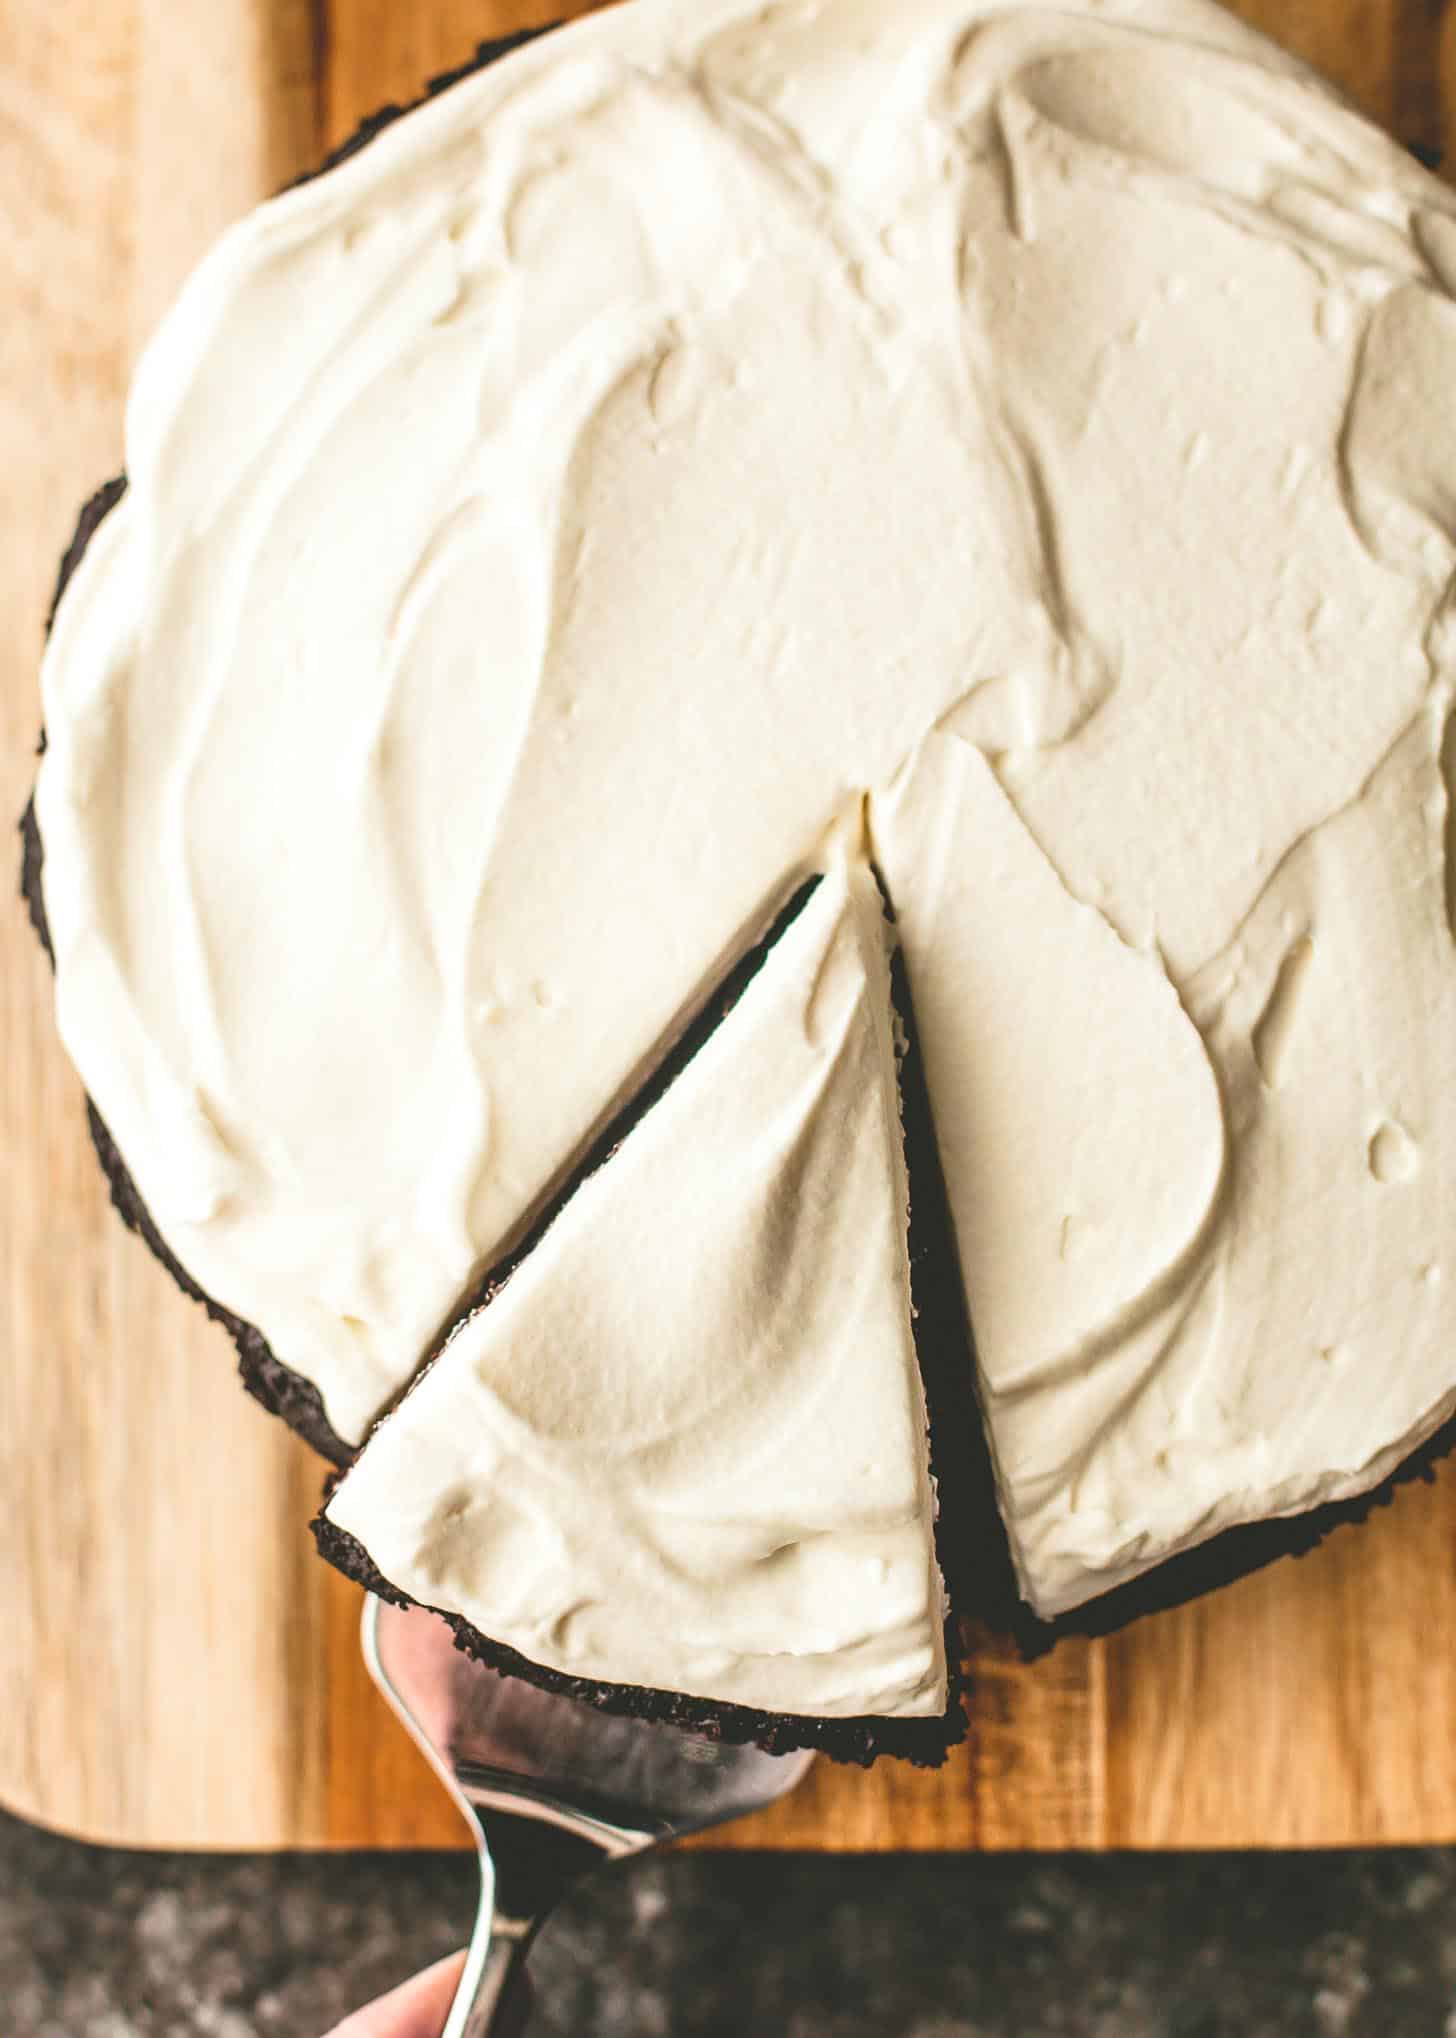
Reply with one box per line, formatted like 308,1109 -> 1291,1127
361,1595 -> 815,2037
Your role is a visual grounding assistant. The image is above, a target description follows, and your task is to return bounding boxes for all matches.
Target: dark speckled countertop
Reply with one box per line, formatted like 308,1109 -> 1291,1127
7,1806 -> 1456,2036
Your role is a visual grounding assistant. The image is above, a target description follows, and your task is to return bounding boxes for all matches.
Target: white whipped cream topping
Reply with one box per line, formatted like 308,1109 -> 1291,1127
875,718 -> 1456,1615
34,0 -> 1456,1625
326,857 -> 948,1717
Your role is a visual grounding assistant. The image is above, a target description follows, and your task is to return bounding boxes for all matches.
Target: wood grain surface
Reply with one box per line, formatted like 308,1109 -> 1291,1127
4,0 -> 1456,1855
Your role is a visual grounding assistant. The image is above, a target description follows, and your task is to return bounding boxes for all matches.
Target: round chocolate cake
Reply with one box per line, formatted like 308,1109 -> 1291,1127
24,0 -> 1456,1761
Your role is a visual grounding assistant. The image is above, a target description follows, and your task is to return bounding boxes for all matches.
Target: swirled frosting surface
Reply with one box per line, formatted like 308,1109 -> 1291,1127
34,0 -> 1456,1638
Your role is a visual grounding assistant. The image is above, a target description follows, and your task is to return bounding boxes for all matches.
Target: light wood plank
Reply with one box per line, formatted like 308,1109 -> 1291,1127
1390,0 -> 1450,162
1105,1463 -> 1456,1849
1227,0 -> 1451,156
319,0 -> 605,154
0,0 -> 325,1852
960,1627 -> 1105,1851
1442,1 -> 1456,162
1226,0 -> 1394,119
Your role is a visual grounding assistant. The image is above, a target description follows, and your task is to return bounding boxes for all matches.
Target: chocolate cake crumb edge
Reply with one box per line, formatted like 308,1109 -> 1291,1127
312,1512 -> 968,1769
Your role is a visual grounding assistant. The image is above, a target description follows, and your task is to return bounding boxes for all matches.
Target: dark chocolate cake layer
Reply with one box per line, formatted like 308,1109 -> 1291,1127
1017,1413 -> 1456,1653
313,1512 -> 967,1769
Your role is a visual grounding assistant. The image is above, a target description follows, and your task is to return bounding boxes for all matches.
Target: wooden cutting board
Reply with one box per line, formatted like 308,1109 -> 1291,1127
5,0 -> 1456,1856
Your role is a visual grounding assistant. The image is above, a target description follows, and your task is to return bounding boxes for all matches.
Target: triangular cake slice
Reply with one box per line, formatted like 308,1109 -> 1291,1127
316,852 -> 958,1763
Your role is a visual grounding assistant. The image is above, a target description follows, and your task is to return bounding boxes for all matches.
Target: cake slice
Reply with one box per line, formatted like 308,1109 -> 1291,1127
316,850 -> 960,1763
